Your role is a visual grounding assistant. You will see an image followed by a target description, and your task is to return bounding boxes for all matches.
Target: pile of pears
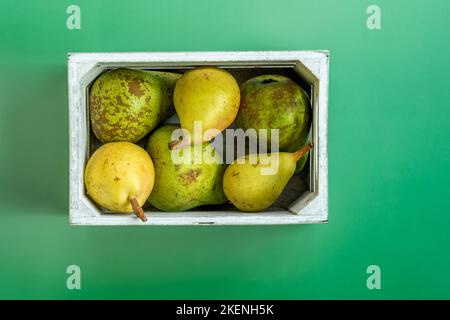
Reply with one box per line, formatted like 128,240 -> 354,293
84,67 -> 312,221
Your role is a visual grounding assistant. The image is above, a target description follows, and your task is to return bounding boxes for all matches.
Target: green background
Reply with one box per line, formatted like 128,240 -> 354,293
0,0 -> 449,299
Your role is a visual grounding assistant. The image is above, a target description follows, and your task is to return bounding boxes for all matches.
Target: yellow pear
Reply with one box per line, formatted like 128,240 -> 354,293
84,142 -> 155,221
223,144 -> 312,212
170,67 -> 240,149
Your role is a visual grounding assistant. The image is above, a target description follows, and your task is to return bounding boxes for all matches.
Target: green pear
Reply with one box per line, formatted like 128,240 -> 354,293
236,75 -> 312,173
89,68 -> 181,143
223,144 -> 312,212
146,125 -> 227,211
294,150 -> 310,174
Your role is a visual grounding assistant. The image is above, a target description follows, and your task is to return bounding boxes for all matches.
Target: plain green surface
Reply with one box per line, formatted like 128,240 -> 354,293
0,0 -> 449,299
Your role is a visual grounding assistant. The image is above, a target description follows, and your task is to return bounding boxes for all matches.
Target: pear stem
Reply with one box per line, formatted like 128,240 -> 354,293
168,138 -> 191,150
130,197 -> 147,222
293,143 -> 313,162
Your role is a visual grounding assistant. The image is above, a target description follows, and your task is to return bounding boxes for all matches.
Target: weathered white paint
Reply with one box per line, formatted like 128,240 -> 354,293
68,51 -> 329,226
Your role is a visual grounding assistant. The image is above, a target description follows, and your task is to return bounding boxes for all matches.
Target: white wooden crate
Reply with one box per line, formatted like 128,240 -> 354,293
68,51 -> 329,225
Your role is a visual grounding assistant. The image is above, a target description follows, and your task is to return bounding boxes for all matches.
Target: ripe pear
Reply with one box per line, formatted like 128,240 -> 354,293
90,68 -> 181,143
236,75 -> 312,173
84,142 -> 155,221
223,144 -> 312,212
170,67 -> 240,149
146,125 -> 226,211
294,150 -> 310,174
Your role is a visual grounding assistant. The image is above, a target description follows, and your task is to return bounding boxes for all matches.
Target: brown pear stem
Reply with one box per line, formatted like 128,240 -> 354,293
130,197 -> 147,222
293,143 -> 313,162
169,138 -> 191,150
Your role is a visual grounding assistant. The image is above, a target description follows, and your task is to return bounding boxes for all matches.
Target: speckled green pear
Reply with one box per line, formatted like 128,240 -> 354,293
236,75 -> 312,173
89,68 -> 181,143
146,125 -> 227,211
